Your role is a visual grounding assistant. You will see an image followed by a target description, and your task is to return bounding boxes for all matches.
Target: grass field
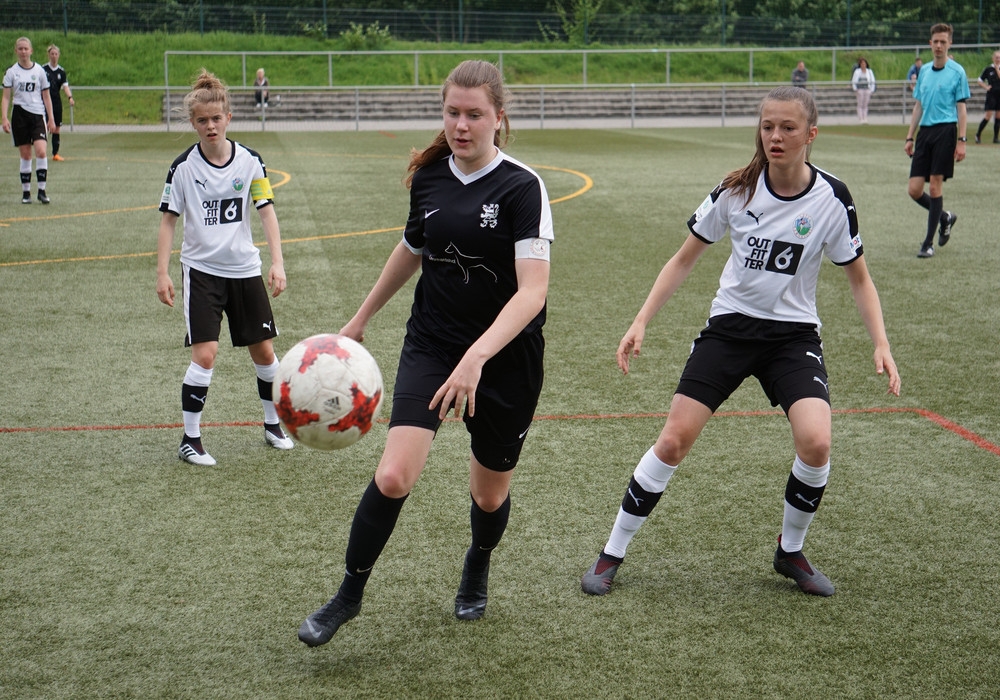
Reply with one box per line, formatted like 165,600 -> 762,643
2,122 -> 999,698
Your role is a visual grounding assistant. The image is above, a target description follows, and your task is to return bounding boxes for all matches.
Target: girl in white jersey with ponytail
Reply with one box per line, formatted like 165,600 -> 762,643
156,69 -> 293,467
582,86 -> 900,598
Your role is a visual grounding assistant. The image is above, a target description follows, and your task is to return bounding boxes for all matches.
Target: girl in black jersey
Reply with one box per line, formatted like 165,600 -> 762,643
156,70 -> 292,467
300,60 -> 554,647
581,86 -> 900,598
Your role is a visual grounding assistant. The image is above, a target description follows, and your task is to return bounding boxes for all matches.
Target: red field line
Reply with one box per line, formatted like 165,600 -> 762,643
2,406 -> 999,457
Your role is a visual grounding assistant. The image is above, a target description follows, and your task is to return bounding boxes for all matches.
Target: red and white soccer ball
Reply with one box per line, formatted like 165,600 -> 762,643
273,334 -> 384,450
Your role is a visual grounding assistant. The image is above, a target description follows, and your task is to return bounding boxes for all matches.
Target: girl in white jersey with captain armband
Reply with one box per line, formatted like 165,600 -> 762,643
582,86 -> 901,599
156,69 -> 293,467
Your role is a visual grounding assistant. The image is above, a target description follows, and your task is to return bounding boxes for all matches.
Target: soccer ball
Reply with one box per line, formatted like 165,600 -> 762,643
273,333 -> 384,450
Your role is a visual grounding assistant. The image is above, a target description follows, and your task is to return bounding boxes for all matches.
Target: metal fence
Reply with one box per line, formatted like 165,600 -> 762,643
5,2 -> 998,47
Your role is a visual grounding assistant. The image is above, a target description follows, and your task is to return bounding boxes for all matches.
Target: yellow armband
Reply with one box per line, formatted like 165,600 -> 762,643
250,177 -> 274,202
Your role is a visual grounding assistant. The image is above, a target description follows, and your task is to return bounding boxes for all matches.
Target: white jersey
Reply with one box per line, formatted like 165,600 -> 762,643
688,164 -> 862,329
159,140 -> 274,278
2,61 -> 49,115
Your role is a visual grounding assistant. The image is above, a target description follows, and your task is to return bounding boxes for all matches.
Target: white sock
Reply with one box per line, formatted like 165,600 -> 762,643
780,456 -> 830,553
255,359 -> 280,424
183,362 -> 213,438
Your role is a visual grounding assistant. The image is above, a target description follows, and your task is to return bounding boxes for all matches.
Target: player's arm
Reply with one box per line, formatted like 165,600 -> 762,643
156,212 -> 179,307
258,203 -> 286,298
431,254 -> 550,419
956,100 -> 968,162
1,86 -> 11,132
617,233 -> 709,374
904,100 -> 922,156
62,81 -> 73,105
42,89 -> 55,132
340,240 -> 422,342
843,257 -> 900,397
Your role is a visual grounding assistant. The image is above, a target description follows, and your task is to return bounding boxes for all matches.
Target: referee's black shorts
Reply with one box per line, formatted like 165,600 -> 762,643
675,313 -> 829,414
390,331 -> 544,472
909,122 -> 957,181
182,265 -> 277,347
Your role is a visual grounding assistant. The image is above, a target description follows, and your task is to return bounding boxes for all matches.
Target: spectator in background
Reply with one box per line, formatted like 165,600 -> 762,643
254,67 -> 269,109
791,61 -> 808,88
851,57 -> 876,123
44,44 -> 74,161
907,57 -> 923,92
973,50 -> 1000,144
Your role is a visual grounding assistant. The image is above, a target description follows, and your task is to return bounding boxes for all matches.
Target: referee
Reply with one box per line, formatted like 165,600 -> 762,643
904,23 -> 970,258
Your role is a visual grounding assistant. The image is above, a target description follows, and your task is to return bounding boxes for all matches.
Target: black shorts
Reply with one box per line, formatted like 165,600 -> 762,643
390,331 -> 544,472
675,313 -> 829,414
48,99 -> 63,128
909,122 -> 957,181
10,106 -> 46,147
985,92 -> 1000,112
181,265 -> 277,347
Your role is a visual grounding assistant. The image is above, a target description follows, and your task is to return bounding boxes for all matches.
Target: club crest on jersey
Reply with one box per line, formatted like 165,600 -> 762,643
480,203 -> 499,228
794,215 -> 813,238
232,177 -> 245,193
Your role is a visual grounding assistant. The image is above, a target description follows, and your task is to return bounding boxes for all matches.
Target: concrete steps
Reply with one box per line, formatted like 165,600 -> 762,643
169,83 -> 922,124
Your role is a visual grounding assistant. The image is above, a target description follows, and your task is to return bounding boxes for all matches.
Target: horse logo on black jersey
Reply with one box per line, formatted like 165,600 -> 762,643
444,242 -> 498,284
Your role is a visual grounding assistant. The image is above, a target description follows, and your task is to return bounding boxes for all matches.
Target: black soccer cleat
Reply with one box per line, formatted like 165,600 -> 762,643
298,595 -> 361,647
454,553 -> 490,621
37,191 -> 50,204
21,192 -> 31,204
581,551 -> 623,596
938,211 -> 956,248
773,539 -> 835,596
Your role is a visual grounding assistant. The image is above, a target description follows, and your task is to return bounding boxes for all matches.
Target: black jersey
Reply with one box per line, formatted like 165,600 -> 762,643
43,63 -> 68,102
403,151 -> 554,351
980,64 -> 1000,95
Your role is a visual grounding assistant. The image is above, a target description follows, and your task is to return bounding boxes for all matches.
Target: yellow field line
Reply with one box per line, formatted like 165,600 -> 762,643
0,164 -> 591,267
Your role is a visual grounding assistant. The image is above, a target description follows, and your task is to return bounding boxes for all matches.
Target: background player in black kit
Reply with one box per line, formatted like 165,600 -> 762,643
974,50 -> 1000,144
299,60 -> 554,647
43,44 -> 73,161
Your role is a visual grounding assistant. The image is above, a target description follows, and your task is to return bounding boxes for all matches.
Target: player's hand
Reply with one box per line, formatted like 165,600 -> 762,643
156,274 -> 175,307
268,264 -> 286,297
874,347 -> 901,397
617,322 -> 646,375
338,318 -> 366,344
955,142 -> 967,163
1,120 -> 9,134
430,355 -> 482,420
903,140 -> 914,157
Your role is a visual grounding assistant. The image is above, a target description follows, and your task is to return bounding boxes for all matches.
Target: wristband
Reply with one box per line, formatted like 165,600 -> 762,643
905,138 -> 914,142
958,137 -> 967,142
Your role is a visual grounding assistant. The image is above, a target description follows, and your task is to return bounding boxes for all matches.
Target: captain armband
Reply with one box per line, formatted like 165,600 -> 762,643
515,237 -> 551,262
250,177 -> 274,203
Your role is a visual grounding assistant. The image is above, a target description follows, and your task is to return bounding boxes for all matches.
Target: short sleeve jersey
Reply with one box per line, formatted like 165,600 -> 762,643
159,139 -> 273,279
403,150 -> 554,349
43,63 -> 68,102
2,61 -> 49,115
913,59 -> 971,126
979,64 -> 1000,95
687,164 -> 862,330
